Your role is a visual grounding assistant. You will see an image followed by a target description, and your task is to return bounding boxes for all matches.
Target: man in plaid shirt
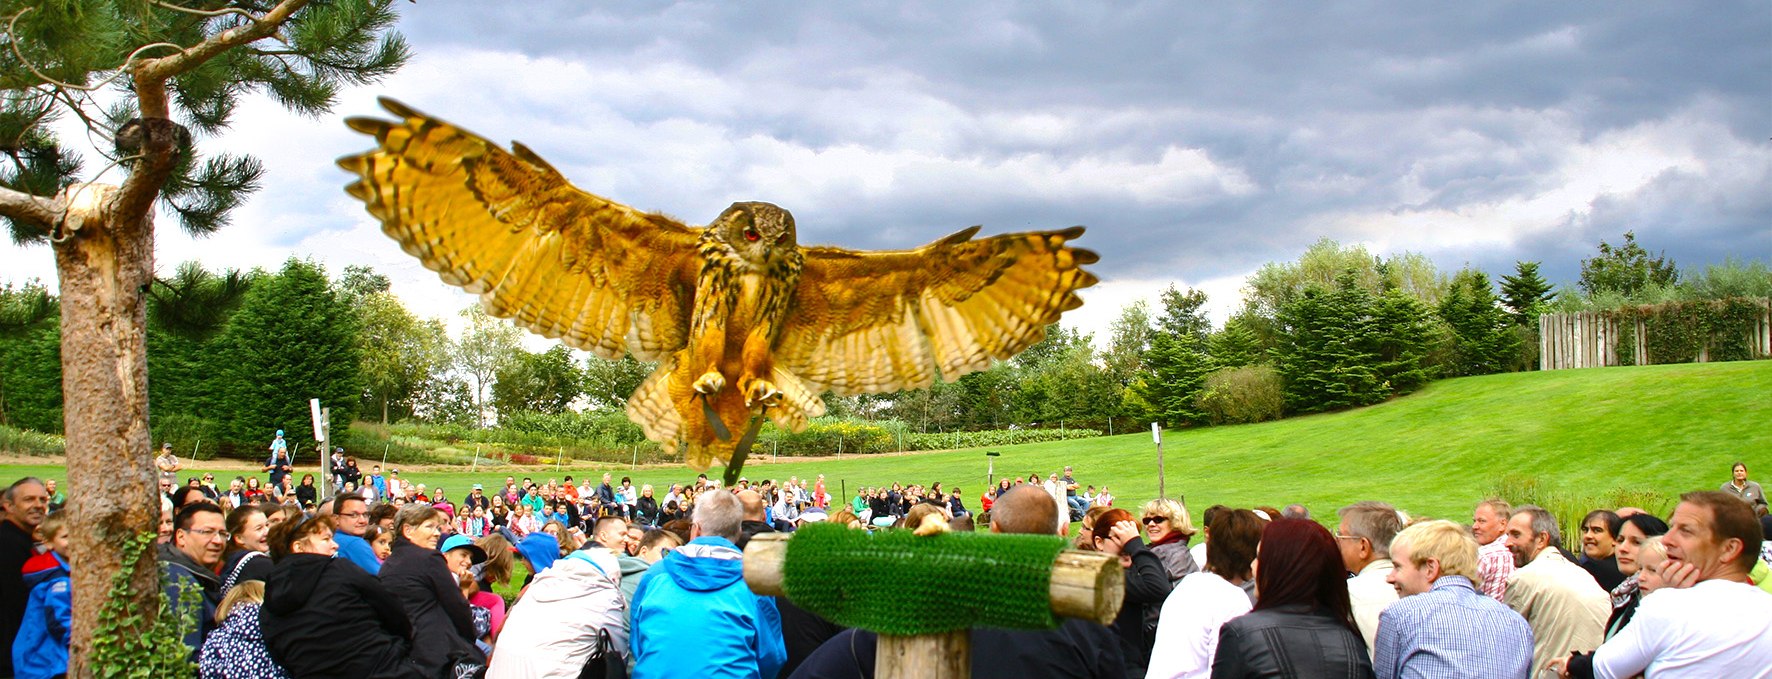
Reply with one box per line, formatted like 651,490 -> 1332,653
1376,519 -> 1534,679
1474,498 -> 1515,600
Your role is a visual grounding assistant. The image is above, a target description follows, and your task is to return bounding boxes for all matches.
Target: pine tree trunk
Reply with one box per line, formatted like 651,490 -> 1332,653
53,184 -> 162,677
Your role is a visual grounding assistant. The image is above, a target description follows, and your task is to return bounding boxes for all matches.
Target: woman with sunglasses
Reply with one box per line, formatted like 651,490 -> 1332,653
1141,498 -> 1202,584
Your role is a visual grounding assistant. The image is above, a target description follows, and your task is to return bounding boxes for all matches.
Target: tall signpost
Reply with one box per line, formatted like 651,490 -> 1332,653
1152,423 -> 1165,499
310,398 -> 330,481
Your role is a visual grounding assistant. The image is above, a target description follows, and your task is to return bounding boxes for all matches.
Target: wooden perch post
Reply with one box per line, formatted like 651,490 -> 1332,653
744,532 -> 1124,679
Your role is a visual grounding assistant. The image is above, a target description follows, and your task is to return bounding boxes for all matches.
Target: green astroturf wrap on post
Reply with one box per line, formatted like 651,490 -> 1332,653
780,523 -> 1069,635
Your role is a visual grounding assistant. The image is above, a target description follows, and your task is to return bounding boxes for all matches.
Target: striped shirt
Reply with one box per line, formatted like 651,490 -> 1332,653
1373,576 -> 1534,679
1477,535 -> 1513,601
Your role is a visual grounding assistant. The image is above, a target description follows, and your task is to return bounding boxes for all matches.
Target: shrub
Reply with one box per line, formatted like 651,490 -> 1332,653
0,424 -> 62,457
1195,365 -> 1285,425
1489,474 -> 1673,545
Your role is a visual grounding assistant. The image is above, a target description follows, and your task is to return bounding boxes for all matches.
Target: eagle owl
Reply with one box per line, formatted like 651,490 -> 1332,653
339,98 -> 1098,477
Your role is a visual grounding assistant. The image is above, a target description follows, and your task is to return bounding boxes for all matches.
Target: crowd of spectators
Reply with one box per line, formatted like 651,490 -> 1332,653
2,453 -> 1769,679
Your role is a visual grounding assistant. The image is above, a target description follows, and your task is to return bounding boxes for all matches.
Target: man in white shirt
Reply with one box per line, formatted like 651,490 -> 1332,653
1473,498 -> 1515,601
1504,505 -> 1608,675
1336,501 -> 1402,656
1570,491 -> 1772,679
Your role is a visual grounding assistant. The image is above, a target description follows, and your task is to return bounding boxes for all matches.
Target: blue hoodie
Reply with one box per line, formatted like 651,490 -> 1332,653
630,536 -> 786,679
516,532 -> 560,577
13,551 -> 70,679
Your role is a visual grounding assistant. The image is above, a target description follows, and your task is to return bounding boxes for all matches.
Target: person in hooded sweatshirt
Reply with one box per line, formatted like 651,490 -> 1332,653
259,514 -> 427,678
13,514 -> 70,679
514,531 -> 561,588
630,489 -> 787,679
487,543 -> 628,679
380,504 -> 485,677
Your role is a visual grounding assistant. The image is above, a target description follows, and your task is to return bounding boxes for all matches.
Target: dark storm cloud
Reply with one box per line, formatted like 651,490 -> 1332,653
382,2 -> 1769,291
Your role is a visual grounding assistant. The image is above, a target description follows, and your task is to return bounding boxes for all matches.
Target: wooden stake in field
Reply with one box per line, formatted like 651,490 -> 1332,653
744,529 -> 1122,679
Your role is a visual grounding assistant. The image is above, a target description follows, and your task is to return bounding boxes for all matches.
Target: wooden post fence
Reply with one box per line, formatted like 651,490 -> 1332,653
1539,298 -> 1770,370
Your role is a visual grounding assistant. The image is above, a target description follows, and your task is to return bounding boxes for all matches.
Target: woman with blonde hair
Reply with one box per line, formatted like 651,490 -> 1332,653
1140,498 -> 1200,583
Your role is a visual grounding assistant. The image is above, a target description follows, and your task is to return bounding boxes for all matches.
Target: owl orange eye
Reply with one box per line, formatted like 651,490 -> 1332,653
743,227 -> 761,242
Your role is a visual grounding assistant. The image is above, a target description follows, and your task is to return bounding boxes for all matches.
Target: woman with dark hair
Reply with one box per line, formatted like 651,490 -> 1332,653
1150,508 -> 1262,679
379,504 -> 484,676
221,505 -> 273,594
294,474 -> 317,510
1602,513 -> 1669,639
1210,518 -> 1374,679
1091,507 -> 1172,676
260,515 -> 426,678
1577,509 -> 1626,592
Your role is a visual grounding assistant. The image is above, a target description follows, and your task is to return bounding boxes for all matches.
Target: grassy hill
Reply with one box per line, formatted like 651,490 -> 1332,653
6,361 -> 1767,526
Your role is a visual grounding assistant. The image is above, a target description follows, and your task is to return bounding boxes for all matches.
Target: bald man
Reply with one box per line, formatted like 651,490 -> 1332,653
736,489 -> 775,549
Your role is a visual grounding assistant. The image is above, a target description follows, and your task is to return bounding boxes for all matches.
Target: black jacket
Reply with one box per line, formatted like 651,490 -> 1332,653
159,541 -> 223,656
636,496 -> 660,525
1210,605 -> 1374,679
1112,538 -> 1172,673
739,519 -> 777,550
379,538 -> 483,676
0,520 -> 35,675
260,553 -> 425,679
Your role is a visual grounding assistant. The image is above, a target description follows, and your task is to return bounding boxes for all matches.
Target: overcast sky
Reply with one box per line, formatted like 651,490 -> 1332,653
4,2 -> 1768,344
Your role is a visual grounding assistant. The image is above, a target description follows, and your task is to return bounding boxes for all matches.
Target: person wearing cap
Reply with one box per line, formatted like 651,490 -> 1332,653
465,484 -> 490,513
156,442 -> 182,486
380,504 -> 484,676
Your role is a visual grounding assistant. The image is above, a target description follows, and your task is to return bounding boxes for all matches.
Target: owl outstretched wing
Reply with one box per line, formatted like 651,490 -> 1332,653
337,98 -> 702,361
775,226 -> 1098,395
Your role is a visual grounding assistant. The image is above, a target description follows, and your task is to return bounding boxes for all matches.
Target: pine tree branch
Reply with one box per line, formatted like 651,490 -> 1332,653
0,184 -> 61,229
132,0 -> 314,118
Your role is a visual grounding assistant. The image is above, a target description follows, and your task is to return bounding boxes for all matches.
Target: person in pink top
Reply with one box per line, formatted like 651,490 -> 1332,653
814,474 -> 829,508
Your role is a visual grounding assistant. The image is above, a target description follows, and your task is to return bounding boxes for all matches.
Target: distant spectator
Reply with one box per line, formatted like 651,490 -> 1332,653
1282,503 -> 1310,520
157,442 -> 183,484
1721,461 -> 1766,516
1374,520 -> 1531,679
1210,518 -> 1374,678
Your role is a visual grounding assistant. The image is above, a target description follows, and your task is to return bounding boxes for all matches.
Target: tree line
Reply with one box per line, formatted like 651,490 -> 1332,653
2,232 -> 1766,453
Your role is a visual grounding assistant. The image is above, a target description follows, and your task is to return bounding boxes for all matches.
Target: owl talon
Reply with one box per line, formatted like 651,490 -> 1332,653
693,371 -> 726,395
744,379 -> 783,409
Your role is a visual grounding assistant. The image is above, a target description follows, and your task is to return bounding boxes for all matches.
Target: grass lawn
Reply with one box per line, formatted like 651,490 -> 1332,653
6,361 -> 1768,526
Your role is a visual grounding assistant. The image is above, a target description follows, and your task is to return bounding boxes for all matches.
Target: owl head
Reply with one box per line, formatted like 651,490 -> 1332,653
713,201 -> 798,265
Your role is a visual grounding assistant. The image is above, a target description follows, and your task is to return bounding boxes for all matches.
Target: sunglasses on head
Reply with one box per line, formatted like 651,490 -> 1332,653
1142,516 -> 1168,525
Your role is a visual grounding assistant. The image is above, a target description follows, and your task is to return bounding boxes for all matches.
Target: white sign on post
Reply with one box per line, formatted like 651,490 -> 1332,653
309,398 -> 325,441
1151,423 -> 1161,444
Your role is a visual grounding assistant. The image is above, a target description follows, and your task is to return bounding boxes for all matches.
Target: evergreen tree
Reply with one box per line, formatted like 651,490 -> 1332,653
213,259 -> 363,446
1439,268 -> 1521,376
1366,287 -> 1439,394
1499,261 -> 1554,326
0,283 -> 60,431
1206,316 -> 1264,369
1274,272 -> 1385,413
0,3 -> 406,661
1138,286 -> 1215,426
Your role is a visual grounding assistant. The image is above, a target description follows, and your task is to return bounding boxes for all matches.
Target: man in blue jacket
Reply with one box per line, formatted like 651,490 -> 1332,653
631,489 -> 786,679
